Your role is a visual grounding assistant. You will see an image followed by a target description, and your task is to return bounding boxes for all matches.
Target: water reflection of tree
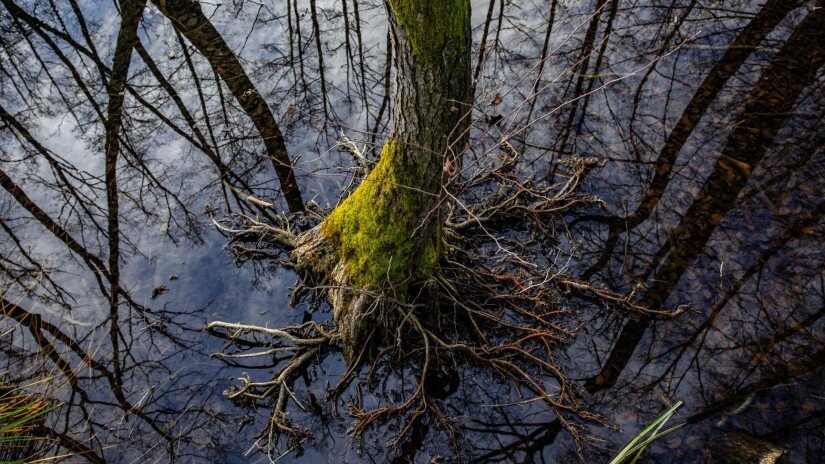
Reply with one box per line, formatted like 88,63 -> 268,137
0,0 -> 298,459
0,0 -> 823,462
446,0 -> 825,462
532,1 -> 823,462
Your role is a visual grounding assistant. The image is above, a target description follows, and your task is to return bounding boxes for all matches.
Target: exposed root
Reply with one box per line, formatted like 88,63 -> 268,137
205,142 -> 680,458
206,320 -> 337,455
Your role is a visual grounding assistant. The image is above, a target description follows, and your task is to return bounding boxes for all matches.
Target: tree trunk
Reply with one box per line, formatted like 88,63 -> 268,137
294,0 -> 472,362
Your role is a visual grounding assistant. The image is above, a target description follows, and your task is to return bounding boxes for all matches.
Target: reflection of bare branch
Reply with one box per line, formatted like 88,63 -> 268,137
585,2 -> 825,393
0,167 -> 111,285
581,0 -> 804,280
151,0 -> 305,213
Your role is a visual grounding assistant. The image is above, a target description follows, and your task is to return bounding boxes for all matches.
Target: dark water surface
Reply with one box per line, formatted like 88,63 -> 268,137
0,0 -> 823,462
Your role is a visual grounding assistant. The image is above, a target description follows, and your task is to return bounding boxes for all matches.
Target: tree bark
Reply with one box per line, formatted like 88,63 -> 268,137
294,0 -> 472,362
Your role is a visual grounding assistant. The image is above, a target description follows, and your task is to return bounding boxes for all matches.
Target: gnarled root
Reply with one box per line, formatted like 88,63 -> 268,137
205,151 -> 681,458
205,320 -> 336,454
291,226 -> 408,364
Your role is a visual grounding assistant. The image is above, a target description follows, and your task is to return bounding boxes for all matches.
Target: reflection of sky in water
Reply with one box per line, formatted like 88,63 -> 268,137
0,0 -> 823,462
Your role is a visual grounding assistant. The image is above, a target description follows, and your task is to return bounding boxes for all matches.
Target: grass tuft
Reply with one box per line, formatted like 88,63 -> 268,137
610,401 -> 684,464
0,377 -> 60,464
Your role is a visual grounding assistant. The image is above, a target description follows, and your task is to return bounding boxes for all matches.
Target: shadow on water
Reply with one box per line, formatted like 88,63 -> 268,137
0,0 -> 823,462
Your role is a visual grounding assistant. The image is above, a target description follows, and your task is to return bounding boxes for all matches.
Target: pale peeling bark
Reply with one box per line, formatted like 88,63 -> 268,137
293,0 -> 472,362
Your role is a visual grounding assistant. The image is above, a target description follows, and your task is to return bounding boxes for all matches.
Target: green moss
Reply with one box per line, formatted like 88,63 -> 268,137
419,240 -> 439,275
387,0 -> 470,65
321,140 -> 440,294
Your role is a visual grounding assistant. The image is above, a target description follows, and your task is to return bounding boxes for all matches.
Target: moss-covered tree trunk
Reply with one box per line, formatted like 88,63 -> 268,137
294,0 -> 471,362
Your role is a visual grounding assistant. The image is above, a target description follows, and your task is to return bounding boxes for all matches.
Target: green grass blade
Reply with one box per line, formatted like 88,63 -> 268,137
610,401 -> 684,464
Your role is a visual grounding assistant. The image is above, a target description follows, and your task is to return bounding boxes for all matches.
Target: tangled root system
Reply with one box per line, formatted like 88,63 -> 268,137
205,144 -> 675,459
